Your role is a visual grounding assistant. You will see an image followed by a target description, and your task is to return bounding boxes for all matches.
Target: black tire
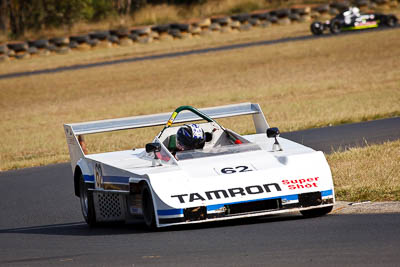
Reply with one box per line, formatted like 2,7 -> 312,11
209,23 -> 221,31
254,12 -> 270,21
69,41 -> 79,49
79,174 -> 97,227
89,31 -> 110,41
275,8 -> 290,18
169,28 -> 182,38
170,23 -> 190,32
151,24 -> 170,34
108,35 -> 120,44
28,39 -> 49,49
69,35 -> 89,44
385,15 -> 397,27
7,42 -> 28,52
28,47 -> 38,54
268,15 -> 278,24
301,206 -> 333,217
110,28 -> 130,38
311,21 -> 324,35
211,17 -> 231,26
330,19 -> 341,34
289,13 -> 301,21
49,37 -> 69,47
141,183 -> 156,230
131,27 -> 151,36
231,13 -> 250,23
87,39 -> 99,47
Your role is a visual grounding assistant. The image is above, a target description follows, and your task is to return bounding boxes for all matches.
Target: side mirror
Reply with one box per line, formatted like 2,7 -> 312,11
267,127 -> 280,138
266,127 -> 282,152
146,143 -> 161,153
146,143 -> 162,167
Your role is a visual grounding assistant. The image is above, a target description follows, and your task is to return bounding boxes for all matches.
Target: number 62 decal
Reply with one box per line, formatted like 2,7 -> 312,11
215,165 -> 255,175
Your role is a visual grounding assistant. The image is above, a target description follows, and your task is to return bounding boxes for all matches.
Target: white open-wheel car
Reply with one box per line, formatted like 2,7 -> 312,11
64,103 -> 335,229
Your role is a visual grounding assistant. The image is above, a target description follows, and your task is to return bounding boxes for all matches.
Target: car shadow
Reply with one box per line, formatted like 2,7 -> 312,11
0,213 -> 309,236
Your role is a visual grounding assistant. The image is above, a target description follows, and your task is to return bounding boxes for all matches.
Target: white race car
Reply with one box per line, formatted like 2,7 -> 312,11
64,103 -> 335,229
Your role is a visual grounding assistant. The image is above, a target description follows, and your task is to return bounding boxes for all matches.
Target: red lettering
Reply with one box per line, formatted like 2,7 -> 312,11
283,177 -> 320,190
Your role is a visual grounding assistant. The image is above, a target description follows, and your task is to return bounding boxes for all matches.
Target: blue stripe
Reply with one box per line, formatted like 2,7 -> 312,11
281,194 -> 298,201
82,174 -> 129,184
158,209 -> 183,216
207,204 -> 225,211
322,189 -> 333,197
84,175 -> 94,182
102,176 -> 129,184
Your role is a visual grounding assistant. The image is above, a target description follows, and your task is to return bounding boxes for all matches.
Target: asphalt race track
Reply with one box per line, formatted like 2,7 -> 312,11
1,118 -> 399,266
0,25 -> 399,80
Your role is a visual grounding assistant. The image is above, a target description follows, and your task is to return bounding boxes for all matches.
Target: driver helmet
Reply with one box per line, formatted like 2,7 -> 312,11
351,7 -> 360,16
176,124 -> 205,150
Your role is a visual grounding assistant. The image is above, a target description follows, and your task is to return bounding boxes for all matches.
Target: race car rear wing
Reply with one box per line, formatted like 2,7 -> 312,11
64,103 -> 269,169
65,102 -> 269,136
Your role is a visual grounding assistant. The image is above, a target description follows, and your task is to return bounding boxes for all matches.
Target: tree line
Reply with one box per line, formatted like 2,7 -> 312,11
0,0 -> 205,38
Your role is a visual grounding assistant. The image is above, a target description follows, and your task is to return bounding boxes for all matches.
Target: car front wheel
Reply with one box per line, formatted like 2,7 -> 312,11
330,20 -> 341,34
141,183 -> 157,230
79,174 -> 97,226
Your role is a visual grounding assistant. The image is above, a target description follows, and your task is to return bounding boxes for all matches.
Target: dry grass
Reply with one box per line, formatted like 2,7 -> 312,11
0,27 -> 399,171
328,140 -> 400,201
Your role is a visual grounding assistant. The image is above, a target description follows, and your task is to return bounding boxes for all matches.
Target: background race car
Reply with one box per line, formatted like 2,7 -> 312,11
310,7 -> 398,35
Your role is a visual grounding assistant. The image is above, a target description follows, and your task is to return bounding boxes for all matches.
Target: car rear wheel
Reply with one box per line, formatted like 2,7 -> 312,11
79,174 -> 97,226
310,22 -> 324,35
300,206 -> 333,217
385,15 -> 397,27
330,20 -> 341,34
141,183 -> 157,230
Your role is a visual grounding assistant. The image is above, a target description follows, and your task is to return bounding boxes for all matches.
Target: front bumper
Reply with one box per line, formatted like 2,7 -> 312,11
157,189 -> 334,226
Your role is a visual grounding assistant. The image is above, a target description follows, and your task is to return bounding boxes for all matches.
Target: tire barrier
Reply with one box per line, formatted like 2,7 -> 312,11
1,1 -> 399,61
251,12 -> 271,27
169,23 -> 191,39
211,17 -> 232,33
152,24 -> 173,40
49,37 -> 70,54
110,28 -> 133,46
7,42 -> 30,59
0,44 -> 9,61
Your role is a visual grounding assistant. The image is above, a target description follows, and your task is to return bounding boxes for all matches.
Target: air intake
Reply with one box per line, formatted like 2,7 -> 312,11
225,199 -> 281,215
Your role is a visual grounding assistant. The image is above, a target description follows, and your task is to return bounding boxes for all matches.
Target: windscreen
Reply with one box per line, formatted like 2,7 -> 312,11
175,143 -> 262,161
